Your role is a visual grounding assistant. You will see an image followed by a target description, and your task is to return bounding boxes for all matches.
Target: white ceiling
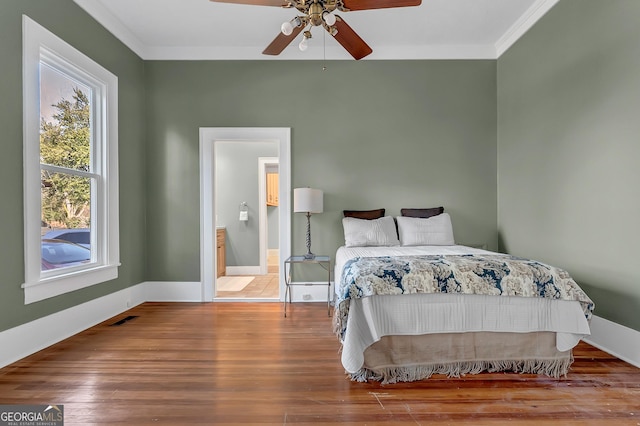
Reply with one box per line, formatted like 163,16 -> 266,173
73,0 -> 558,60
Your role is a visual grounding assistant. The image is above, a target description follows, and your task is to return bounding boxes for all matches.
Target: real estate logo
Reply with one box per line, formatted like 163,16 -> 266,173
0,405 -> 63,426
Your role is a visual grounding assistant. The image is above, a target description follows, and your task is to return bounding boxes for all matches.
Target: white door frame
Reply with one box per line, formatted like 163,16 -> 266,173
258,157 -> 279,276
199,128 -> 291,302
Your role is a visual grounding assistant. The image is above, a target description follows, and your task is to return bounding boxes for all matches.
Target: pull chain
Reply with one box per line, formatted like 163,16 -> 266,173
322,30 -> 327,71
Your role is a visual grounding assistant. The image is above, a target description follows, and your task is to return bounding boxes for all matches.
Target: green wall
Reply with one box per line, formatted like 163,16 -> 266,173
0,0 -> 498,332
3,0 -> 637,338
0,0 -> 146,332
144,60 -> 498,282
14,0 -> 636,337
497,0 -> 640,331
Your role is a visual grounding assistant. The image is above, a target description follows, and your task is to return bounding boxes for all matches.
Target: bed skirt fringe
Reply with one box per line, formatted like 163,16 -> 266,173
348,356 -> 574,384
332,300 -> 349,340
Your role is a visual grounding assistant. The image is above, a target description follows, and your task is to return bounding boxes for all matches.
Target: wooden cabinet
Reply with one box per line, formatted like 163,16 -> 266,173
216,228 -> 226,278
266,173 -> 279,206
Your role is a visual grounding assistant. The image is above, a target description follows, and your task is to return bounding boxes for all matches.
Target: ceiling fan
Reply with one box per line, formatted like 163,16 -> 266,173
209,0 -> 422,60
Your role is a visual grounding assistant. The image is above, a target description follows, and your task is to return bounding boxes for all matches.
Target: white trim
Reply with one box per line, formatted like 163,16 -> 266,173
199,138 -> 215,302
23,265 -> 119,305
258,160 -> 267,276
199,128 -> 291,303
22,15 -> 120,304
584,315 -> 640,369
258,157 -> 278,276
1,286 -> 638,370
143,281 -> 203,302
287,281 -> 334,302
73,0 -> 147,59
495,0 -> 560,57
0,284 -> 145,369
368,45 -> 497,61
140,44 -> 500,61
74,0 -> 554,61
213,298 -> 279,303
225,266 -> 262,276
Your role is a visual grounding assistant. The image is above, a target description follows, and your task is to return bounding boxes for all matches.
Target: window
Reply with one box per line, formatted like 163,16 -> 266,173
22,16 -> 119,304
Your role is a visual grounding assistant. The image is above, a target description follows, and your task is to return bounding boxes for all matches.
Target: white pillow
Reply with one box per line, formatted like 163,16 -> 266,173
396,213 -> 455,246
342,216 -> 400,247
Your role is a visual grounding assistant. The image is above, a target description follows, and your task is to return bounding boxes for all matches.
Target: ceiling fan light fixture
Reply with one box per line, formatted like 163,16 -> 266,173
299,30 -> 312,51
281,17 -> 301,36
323,12 -> 336,26
309,3 -> 324,26
281,21 -> 293,35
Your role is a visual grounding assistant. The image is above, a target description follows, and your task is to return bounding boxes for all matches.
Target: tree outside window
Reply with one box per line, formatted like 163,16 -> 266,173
40,87 -> 92,231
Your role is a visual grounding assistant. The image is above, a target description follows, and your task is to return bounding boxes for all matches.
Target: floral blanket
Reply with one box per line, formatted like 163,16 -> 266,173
334,254 -> 594,340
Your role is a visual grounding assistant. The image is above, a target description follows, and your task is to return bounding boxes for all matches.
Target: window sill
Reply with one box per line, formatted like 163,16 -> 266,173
22,263 -> 120,304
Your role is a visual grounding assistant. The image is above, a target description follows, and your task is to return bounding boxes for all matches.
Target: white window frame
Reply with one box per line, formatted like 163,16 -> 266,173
22,15 -> 119,304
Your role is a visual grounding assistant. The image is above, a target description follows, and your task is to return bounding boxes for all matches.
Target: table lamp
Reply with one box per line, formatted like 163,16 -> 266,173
293,187 -> 323,259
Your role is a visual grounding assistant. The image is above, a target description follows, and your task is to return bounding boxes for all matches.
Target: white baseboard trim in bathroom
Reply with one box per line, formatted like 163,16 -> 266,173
225,266 -> 261,276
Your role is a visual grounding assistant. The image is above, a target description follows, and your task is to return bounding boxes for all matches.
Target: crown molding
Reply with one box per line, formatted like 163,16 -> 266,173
74,0 -> 147,59
75,0 -> 559,61
495,0 -> 560,58
142,44 -> 499,61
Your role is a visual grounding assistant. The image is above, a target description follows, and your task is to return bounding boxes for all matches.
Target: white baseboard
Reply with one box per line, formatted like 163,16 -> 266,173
584,315 -> 640,368
0,283 -> 146,369
143,281 -> 202,302
287,281 -> 334,303
0,281 -> 201,368
225,266 -> 261,276
2,283 -> 638,371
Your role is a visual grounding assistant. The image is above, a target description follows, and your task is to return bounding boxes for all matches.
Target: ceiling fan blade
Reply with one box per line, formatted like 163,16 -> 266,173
340,0 -> 421,11
330,16 -> 372,60
209,0 -> 289,6
262,25 -> 305,55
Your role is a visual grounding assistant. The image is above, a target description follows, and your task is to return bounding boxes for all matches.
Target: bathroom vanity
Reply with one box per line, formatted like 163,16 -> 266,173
216,227 -> 226,278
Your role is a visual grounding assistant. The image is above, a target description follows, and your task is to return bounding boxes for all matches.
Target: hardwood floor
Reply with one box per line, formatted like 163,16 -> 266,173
1,302 -> 639,425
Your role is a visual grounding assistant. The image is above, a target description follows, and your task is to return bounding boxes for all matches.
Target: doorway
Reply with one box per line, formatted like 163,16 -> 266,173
213,151 -> 279,299
260,157 -> 280,297
199,128 -> 291,302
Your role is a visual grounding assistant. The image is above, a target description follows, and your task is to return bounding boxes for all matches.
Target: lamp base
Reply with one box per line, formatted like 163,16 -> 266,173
304,212 -> 315,260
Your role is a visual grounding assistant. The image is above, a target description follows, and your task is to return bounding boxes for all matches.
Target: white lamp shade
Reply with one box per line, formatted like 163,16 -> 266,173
293,188 -> 323,214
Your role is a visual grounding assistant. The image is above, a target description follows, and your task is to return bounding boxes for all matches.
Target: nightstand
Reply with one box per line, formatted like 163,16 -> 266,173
283,255 -> 331,318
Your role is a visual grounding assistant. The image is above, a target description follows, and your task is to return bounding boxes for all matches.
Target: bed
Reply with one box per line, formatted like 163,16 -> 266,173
333,209 -> 595,383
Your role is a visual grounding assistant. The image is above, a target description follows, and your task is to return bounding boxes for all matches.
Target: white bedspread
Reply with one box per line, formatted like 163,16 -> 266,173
334,245 -> 592,374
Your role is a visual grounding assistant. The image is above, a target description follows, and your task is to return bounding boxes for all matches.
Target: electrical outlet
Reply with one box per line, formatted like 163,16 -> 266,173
302,294 -> 312,301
